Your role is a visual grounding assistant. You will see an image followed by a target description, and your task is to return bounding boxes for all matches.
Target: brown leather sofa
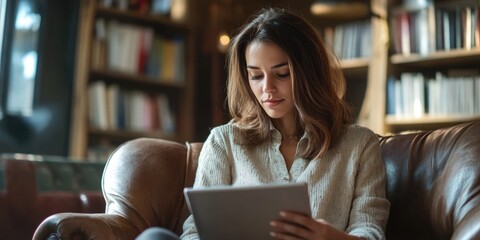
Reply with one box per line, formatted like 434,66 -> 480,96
0,156 -> 105,240
33,121 -> 480,240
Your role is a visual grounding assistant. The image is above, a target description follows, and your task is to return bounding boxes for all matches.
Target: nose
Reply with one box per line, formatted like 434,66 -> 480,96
263,74 -> 276,93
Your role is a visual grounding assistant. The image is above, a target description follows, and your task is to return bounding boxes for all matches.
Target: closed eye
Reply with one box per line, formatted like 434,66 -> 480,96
250,75 -> 263,80
277,72 -> 290,78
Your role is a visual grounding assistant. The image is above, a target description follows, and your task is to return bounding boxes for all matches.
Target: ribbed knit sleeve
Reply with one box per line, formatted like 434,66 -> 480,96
345,129 -> 390,240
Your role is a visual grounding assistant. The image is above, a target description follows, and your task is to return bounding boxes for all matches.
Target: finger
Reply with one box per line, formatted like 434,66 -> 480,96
315,218 -> 329,224
279,211 -> 318,230
270,220 -> 312,239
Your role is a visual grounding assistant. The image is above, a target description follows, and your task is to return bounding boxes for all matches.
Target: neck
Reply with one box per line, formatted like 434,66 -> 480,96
282,134 -> 298,141
271,112 -> 300,141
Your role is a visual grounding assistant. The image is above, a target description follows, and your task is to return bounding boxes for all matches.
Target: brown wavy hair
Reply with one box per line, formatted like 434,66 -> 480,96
227,8 -> 354,159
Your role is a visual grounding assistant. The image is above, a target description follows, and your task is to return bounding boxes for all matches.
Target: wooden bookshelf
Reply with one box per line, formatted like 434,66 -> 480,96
316,0 -> 388,134
69,0 -> 195,160
385,0 -> 480,134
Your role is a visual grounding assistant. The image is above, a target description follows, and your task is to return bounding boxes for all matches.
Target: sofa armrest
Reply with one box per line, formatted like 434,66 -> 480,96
33,212 -> 139,240
452,206 -> 480,240
34,138 -> 196,240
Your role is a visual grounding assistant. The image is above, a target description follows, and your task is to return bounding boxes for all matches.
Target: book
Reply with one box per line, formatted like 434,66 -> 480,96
88,81 -> 108,130
386,76 -> 397,115
106,84 -> 120,130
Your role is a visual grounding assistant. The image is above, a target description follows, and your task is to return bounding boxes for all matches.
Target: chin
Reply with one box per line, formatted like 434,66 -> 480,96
265,112 -> 285,119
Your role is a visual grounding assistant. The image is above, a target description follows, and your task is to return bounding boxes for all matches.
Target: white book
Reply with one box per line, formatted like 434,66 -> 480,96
341,24 -> 350,59
130,91 -> 145,131
457,78 -> 465,114
114,23 -> 136,73
106,84 -> 120,130
427,5 -> 436,53
88,81 -> 108,130
107,21 -> 121,71
446,78 -> 455,114
464,78 -> 475,115
122,24 -> 140,74
416,8 -> 430,55
361,21 -> 372,58
472,8 -> 478,48
400,12 -> 411,55
427,79 -> 436,115
429,76 -> 441,115
412,73 -> 425,117
465,7 -> 472,50
333,25 -> 344,58
401,73 -> 415,117
436,72 -> 448,115
95,18 -> 107,40
443,11 -> 451,51
394,80 -> 403,116
476,77 -> 480,114
348,23 -> 357,59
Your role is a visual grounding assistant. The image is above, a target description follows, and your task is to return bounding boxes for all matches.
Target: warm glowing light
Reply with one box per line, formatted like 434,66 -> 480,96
310,2 -> 369,18
219,34 -> 230,46
310,4 -> 335,15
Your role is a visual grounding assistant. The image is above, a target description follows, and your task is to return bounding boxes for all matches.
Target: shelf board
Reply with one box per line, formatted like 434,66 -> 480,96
390,48 -> 480,67
90,69 -> 184,90
340,58 -> 370,69
89,128 -> 178,141
340,58 -> 369,78
95,6 -> 189,30
386,114 -> 480,126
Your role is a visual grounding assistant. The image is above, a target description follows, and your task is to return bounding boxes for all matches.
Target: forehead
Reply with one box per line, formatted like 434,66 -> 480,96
245,41 -> 289,66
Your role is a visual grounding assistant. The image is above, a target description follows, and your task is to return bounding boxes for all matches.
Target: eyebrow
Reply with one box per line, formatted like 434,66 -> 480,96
246,62 -> 288,69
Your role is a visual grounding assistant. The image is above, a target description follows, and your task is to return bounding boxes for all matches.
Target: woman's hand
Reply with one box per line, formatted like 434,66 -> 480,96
270,211 -> 363,240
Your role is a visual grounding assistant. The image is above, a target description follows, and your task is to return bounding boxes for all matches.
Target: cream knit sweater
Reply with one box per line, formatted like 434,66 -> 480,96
181,123 -> 390,240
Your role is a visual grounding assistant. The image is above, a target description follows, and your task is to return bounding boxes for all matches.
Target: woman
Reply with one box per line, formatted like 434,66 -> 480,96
138,7 -> 390,240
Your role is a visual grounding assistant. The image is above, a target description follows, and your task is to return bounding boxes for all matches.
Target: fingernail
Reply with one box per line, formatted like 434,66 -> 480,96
280,211 -> 287,217
270,221 -> 276,226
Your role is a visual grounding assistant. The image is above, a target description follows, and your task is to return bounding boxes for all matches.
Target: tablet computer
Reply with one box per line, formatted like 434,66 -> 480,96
183,182 -> 311,240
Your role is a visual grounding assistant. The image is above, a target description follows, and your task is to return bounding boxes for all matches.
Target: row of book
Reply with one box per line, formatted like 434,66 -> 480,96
391,2 -> 480,55
91,19 -> 186,84
88,81 -> 176,133
98,0 -> 187,21
387,71 -> 480,118
321,20 -> 372,60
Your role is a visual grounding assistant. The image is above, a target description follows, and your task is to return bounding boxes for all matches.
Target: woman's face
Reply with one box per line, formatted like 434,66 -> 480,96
245,41 -> 295,122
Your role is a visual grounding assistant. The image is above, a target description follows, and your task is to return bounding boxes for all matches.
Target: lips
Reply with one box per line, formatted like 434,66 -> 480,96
262,99 -> 283,107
